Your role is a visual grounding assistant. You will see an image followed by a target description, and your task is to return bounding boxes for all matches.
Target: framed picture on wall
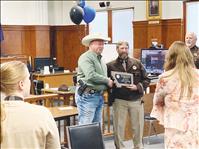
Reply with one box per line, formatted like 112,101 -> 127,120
146,0 -> 162,20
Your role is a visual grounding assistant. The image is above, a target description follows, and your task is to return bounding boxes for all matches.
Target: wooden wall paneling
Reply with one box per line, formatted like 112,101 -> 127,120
21,29 -> 36,58
147,20 -> 163,47
50,26 -> 56,58
35,26 -> 50,57
133,21 -> 148,49
162,19 -> 184,48
1,26 -> 23,55
1,25 -> 51,67
53,25 -> 87,72
54,29 -> 64,67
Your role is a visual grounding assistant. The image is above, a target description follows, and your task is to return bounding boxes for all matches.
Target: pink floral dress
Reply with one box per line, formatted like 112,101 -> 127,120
151,69 -> 199,149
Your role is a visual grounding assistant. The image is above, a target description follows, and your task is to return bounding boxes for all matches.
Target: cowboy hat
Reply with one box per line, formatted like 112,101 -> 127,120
82,33 -> 111,47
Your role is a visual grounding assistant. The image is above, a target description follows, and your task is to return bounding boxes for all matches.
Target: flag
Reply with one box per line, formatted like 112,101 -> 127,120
0,25 -> 4,42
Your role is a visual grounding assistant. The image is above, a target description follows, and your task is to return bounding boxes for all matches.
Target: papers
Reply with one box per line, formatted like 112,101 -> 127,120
58,106 -> 74,110
50,88 -> 58,91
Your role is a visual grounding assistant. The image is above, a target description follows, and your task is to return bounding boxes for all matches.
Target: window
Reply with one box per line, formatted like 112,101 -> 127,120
186,2 -> 199,46
112,9 -> 134,56
89,7 -> 134,61
89,11 -> 108,37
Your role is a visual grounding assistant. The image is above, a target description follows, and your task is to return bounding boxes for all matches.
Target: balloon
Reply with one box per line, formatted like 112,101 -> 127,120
70,5 -> 84,25
83,5 -> 96,24
78,0 -> 85,8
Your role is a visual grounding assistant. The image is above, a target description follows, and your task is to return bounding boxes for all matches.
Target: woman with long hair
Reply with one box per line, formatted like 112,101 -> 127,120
151,41 -> 199,148
0,61 -> 60,148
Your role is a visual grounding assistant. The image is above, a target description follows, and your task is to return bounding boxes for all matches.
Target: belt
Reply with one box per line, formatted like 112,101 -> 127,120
83,87 -> 103,94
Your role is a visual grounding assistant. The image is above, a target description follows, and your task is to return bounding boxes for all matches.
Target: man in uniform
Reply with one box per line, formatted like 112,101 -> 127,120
185,32 -> 199,69
107,41 -> 150,149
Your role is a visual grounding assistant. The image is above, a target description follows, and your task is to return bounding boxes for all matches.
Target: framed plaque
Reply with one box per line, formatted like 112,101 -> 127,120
111,71 -> 133,88
146,0 -> 162,20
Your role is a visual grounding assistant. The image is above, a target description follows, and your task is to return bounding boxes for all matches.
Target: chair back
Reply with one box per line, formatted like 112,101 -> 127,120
33,80 -> 44,95
67,122 -> 105,149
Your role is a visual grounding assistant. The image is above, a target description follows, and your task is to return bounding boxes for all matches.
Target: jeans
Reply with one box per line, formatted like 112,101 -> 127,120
75,87 -> 104,125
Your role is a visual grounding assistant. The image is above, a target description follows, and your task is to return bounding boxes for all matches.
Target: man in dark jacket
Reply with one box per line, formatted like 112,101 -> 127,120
185,32 -> 199,69
107,41 -> 150,149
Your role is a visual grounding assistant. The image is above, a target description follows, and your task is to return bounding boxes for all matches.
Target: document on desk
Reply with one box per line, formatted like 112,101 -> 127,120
50,88 -> 58,91
58,106 -> 74,110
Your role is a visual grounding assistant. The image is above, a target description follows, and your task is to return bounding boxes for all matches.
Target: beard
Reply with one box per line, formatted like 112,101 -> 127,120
119,52 -> 128,59
186,41 -> 194,48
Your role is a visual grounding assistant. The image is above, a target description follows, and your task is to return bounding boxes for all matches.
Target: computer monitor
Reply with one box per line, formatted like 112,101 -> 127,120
141,48 -> 167,75
34,57 -> 53,72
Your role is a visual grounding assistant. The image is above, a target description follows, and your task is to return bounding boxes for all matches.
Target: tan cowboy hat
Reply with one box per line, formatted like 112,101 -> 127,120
82,33 -> 111,47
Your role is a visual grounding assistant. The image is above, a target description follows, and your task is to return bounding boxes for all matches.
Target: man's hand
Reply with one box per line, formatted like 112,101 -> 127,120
125,84 -> 137,91
107,78 -> 114,88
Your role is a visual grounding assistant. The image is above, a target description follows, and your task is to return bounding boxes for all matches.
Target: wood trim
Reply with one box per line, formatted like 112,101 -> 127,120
108,10 -> 112,43
133,19 -> 184,58
133,20 -> 148,26
183,1 -> 187,40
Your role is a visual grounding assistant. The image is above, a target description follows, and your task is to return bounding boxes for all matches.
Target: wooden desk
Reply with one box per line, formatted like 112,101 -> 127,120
42,86 -> 75,106
48,106 -> 78,147
33,72 -> 76,88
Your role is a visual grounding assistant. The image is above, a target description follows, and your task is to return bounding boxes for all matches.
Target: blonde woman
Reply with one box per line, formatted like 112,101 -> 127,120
0,61 -> 60,149
150,41 -> 199,149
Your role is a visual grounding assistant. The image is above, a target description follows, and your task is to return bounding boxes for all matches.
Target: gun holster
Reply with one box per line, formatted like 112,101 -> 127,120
77,80 -> 87,96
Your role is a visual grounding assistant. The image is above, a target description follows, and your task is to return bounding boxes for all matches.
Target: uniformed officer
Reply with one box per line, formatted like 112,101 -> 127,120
107,41 -> 150,149
185,32 -> 199,69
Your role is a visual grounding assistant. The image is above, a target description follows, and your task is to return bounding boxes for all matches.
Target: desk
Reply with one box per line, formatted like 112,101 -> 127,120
33,72 -> 76,88
42,86 -> 75,106
48,106 -> 78,147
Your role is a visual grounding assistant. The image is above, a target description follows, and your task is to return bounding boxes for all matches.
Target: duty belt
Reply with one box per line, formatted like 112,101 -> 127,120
83,87 -> 103,94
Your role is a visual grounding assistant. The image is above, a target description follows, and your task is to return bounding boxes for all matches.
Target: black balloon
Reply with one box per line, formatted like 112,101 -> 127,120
70,5 -> 84,25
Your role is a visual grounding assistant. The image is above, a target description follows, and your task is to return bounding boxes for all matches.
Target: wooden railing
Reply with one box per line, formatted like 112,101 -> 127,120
24,92 -> 114,137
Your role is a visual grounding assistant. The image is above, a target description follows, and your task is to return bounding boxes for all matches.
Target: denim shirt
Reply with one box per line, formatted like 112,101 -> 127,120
77,50 -> 109,91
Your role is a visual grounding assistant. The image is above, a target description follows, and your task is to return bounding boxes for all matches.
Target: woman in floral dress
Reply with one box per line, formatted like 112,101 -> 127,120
151,41 -> 199,149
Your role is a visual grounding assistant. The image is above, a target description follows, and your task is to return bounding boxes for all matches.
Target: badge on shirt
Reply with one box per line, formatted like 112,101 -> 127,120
132,65 -> 137,70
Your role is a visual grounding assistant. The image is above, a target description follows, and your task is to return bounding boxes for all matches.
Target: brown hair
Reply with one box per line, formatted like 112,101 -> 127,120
164,41 -> 197,97
116,41 -> 129,49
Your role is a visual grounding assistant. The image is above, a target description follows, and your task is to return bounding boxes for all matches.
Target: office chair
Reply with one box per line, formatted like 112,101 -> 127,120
144,113 -> 157,144
67,122 -> 105,149
33,80 -> 44,95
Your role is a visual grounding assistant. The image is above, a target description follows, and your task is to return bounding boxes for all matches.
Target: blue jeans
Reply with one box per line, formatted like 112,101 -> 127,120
75,87 -> 104,125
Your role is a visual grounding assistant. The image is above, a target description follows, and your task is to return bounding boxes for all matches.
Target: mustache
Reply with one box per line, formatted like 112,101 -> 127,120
119,52 -> 128,59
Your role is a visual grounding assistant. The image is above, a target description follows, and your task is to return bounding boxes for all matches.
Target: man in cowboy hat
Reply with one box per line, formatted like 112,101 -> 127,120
185,32 -> 199,69
75,33 -> 113,125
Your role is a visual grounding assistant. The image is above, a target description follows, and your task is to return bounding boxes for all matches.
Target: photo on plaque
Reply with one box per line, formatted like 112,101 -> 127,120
111,71 -> 134,88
